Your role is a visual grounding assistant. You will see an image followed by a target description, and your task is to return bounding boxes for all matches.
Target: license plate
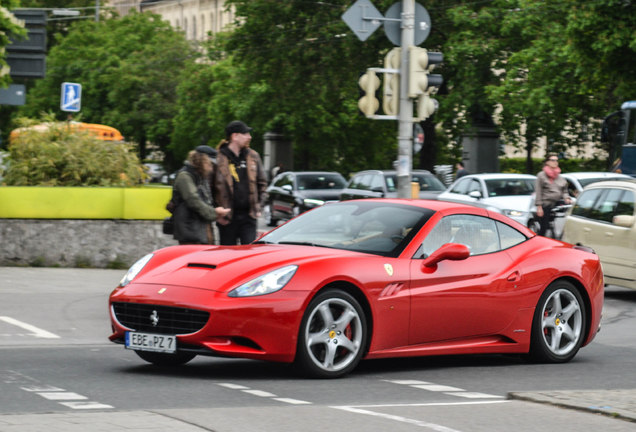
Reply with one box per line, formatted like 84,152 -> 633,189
125,332 -> 176,353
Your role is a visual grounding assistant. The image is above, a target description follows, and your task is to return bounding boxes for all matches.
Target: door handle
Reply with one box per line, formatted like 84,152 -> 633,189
507,271 -> 521,282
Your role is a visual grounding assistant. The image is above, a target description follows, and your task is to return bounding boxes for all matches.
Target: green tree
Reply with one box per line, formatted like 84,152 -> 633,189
20,11 -> 198,160
440,0 -> 636,173
0,1 -> 26,88
187,0 -> 400,175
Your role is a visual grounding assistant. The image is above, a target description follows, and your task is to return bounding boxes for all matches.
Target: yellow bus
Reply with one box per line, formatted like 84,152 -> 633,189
9,121 -> 124,143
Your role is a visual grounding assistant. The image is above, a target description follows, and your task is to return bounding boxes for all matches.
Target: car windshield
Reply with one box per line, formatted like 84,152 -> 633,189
297,174 -> 347,190
258,201 -> 434,257
384,173 -> 446,193
484,179 -> 535,197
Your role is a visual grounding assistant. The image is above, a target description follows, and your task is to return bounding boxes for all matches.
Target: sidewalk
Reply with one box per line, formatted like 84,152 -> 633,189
1,389 -> 634,431
509,389 -> 636,423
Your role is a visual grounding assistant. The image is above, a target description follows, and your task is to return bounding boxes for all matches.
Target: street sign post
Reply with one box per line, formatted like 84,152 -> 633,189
60,82 -> 81,112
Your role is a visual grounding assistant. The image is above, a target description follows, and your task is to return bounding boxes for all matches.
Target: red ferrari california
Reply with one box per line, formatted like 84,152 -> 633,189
109,199 -> 604,378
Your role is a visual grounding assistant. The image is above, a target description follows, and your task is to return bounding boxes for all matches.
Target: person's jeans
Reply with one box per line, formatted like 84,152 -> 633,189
217,211 -> 257,245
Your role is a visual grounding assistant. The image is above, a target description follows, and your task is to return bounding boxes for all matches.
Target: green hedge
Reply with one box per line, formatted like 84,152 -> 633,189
499,157 -> 608,174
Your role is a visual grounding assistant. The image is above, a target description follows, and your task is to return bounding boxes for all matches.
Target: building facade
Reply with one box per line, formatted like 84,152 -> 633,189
107,0 -> 233,41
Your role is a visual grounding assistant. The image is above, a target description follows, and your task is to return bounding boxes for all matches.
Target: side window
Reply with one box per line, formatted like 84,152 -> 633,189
615,190 -> 635,217
370,174 -> 384,191
351,174 -> 370,190
274,173 -> 292,188
571,189 -> 603,218
497,221 -> 527,249
565,179 -> 578,198
467,179 -> 482,196
450,178 -> 470,194
421,214 -> 500,257
590,188 -> 622,223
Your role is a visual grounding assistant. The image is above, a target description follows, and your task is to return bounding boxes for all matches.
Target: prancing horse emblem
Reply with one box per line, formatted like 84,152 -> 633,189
150,310 -> 159,327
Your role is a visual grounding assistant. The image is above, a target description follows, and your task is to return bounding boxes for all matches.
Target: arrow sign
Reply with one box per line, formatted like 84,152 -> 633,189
61,82 -> 81,112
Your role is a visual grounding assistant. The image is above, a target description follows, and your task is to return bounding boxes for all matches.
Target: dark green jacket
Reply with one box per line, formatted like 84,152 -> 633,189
172,164 -> 217,244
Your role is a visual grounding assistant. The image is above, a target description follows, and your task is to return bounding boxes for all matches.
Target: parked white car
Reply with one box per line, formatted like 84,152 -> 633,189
438,173 -> 537,227
561,179 -> 636,290
561,172 -> 632,198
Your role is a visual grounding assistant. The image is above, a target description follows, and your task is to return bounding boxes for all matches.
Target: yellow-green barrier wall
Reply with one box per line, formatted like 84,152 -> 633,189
0,186 -> 172,220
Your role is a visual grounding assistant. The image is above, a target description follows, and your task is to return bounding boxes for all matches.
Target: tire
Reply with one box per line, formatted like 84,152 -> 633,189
529,280 -> 586,363
264,203 -> 278,227
134,350 -> 196,366
527,218 -> 541,234
296,289 -> 367,378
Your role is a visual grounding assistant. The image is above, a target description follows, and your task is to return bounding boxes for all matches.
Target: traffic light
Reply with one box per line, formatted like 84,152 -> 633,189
407,46 -> 443,99
358,70 -> 380,117
383,48 -> 401,116
416,94 -> 439,121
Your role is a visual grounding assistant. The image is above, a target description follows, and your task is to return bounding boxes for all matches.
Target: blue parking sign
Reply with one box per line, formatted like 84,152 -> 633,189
61,82 -> 81,112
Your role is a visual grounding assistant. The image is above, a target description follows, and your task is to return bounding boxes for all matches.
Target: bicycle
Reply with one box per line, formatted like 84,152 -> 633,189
528,202 -> 572,239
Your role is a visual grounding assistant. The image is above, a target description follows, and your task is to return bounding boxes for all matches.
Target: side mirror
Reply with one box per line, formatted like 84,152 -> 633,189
468,190 -> 482,199
613,214 -> 635,228
282,184 -> 293,193
421,243 -> 470,269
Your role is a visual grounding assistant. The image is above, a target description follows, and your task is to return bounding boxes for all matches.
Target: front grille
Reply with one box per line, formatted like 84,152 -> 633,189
112,302 -> 209,335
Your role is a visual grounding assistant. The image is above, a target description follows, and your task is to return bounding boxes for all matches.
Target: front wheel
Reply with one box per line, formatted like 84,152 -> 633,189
529,281 -> 586,363
296,289 -> 367,378
134,350 -> 196,366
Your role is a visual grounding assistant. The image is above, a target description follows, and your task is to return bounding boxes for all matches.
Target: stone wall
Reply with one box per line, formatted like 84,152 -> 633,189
0,219 -> 177,268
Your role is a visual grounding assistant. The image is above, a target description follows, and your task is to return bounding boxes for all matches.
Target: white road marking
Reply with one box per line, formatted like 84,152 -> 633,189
13,374 -> 113,410
385,379 -> 503,399
217,382 -> 311,405
333,400 -> 509,431
333,405 -> 464,432
217,383 -> 249,390
243,389 -> 277,397
445,392 -> 504,399
0,316 -> 60,339
60,401 -> 114,409
37,392 -> 88,401
273,398 -> 312,405
411,384 -> 464,392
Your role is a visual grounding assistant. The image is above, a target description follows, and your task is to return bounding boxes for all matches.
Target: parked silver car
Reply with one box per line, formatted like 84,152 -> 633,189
339,170 -> 446,201
438,173 -> 537,227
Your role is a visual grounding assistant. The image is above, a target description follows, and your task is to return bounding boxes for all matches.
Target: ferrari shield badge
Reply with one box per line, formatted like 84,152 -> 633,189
384,264 -> 394,276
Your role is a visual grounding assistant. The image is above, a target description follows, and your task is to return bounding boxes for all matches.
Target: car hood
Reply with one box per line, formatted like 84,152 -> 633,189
298,189 -> 344,201
132,244 -> 355,292
482,195 -> 534,212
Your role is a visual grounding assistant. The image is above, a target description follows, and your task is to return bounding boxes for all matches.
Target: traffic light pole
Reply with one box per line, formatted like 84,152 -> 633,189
397,0 -> 415,198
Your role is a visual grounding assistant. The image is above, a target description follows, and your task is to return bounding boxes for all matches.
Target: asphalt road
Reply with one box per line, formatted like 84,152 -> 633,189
1,267 -> 635,431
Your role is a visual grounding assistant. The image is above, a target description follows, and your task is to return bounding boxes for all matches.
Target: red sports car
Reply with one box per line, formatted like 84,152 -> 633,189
109,199 -> 604,378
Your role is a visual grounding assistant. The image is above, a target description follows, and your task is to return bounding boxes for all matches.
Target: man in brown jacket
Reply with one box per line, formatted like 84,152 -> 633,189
213,120 -> 268,245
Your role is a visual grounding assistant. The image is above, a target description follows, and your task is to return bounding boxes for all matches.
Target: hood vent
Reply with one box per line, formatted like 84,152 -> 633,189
187,263 -> 217,269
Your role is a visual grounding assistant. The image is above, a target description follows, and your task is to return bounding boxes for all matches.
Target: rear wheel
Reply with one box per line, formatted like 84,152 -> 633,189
529,281 -> 586,363
296,289 -> 367,378
134,350 -> 196,366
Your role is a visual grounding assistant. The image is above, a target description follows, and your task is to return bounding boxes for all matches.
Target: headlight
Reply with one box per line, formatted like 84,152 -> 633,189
119,253 -> 153,287
503,210 -> 526,217
229,265 -> 298,297
303,198 -> 325,208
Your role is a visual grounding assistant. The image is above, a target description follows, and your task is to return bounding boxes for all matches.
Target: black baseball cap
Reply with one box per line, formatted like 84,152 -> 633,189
225,120 -> 253,138
195,145 -> 217,160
